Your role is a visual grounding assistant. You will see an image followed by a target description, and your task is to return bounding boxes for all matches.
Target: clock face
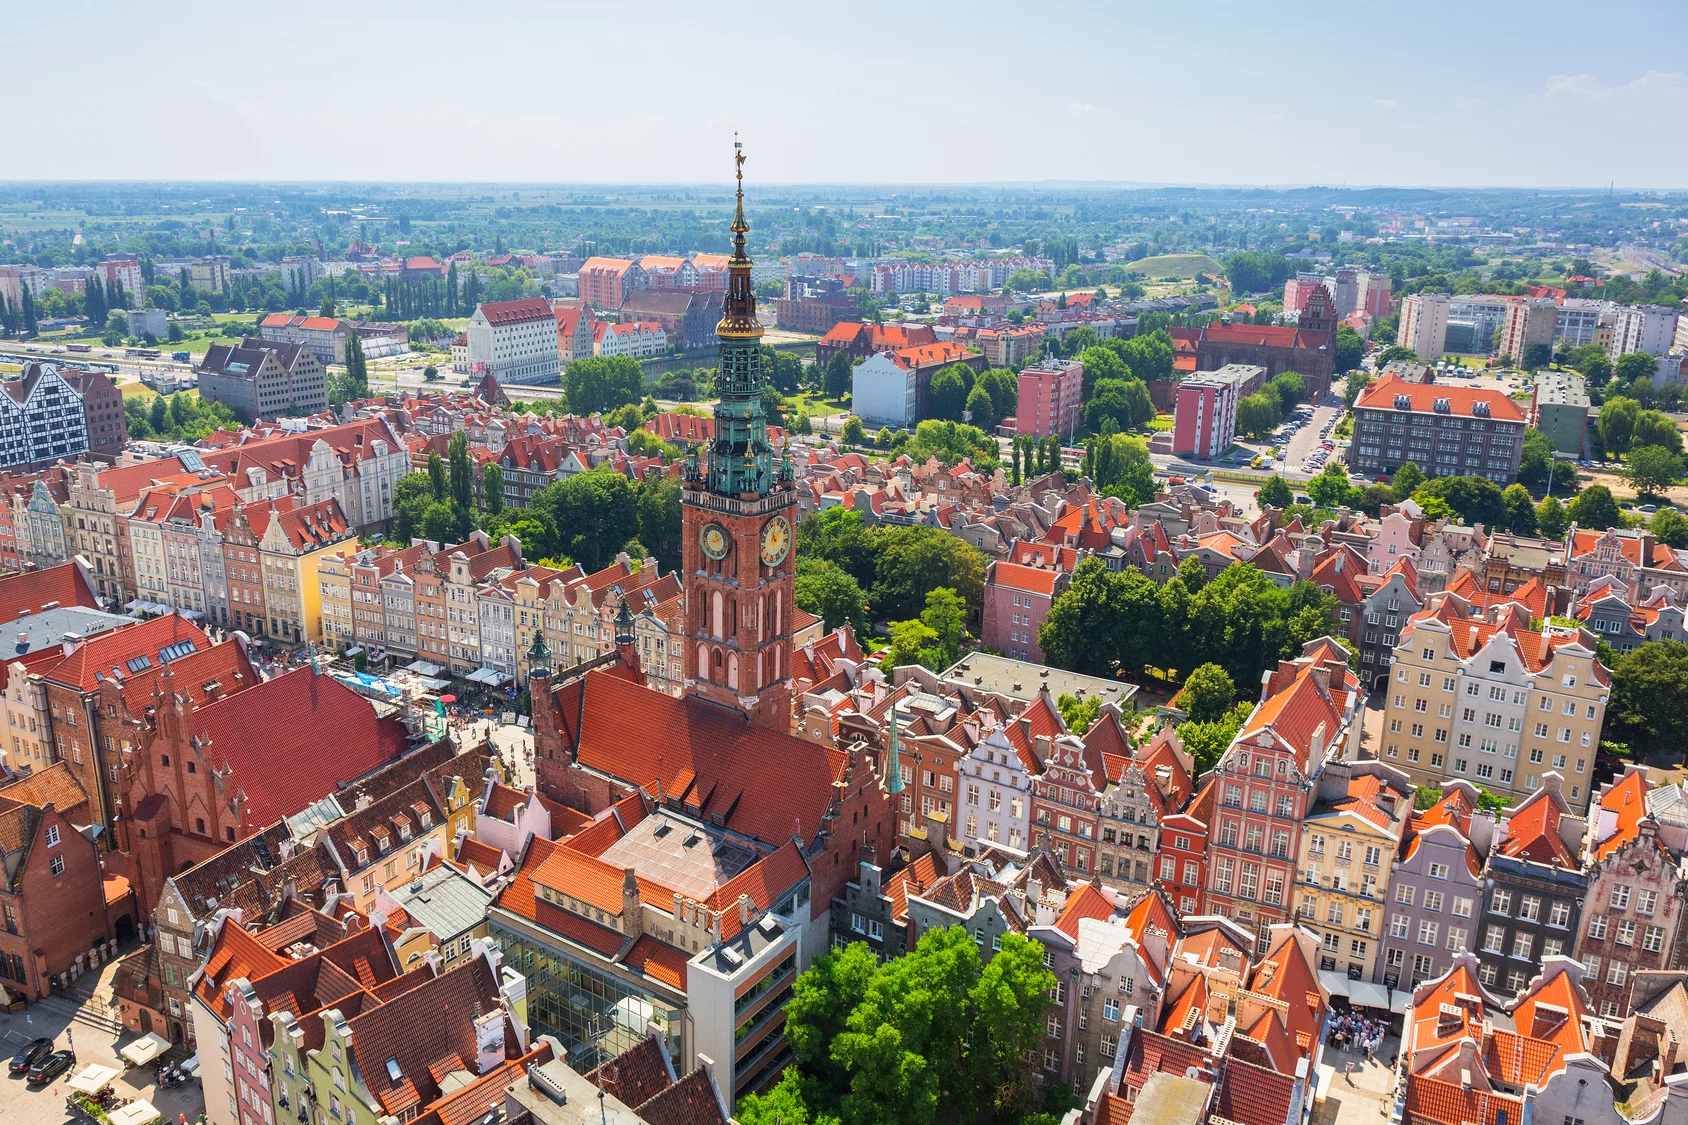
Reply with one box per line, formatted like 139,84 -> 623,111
700,522 -> 730,561
760,516 -> 792,567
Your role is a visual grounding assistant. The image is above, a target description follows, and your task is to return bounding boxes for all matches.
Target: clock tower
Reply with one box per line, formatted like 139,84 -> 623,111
680,140 -> 798,730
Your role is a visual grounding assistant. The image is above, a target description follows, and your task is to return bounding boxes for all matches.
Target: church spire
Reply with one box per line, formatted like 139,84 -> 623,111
885,695 -> 905,795
717,136 -> 762,341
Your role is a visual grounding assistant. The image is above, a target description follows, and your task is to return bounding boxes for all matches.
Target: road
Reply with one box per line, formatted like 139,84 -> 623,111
1286,396 -> 1346,476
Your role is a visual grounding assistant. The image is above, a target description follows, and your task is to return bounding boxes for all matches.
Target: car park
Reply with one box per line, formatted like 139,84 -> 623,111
27,1049 -> 74,1084
9,1037 -> 52,1074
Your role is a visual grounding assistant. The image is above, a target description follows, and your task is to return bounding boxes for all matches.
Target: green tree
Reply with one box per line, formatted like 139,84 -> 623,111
1501,484 -> 1538,534
481,463 -> 504,515
1415,475 -> 1506,527
884,618 -> 943,671
448,431 -> 474,511
1391,461 -> 1425,503
1599,397 -> 1639,455
1056,692 -> 1102,734
563,355 -> 644,415
530,467 -> 639,571
148,395 -> 168,433
1522,341 -> 1553,370
1626,445 -> 1682,498
795,557 -> 869,635
1258,475 -> 1293,509
1650,508 -> 1688,549
799,508 -> 881,589
1536,495 -> 1569,539
1517,429 -> 1555,489
1634,410 -> 1684,454
1609,641 -> 1688,761
1377,345 -> 1419,366
872,527 -> 985,622
1307,462 -> 1351,508
928,366 -> 969,422
964,385 -> 998,430
634,476 -> 683,573
841,415 -> 866,446
1177,701 -> 1255,775
1236,393 -> 1280,439
918,587 -> 967,670
823,351 -> 853,399
978,368 -> 1020,422
1038,558 -> 1128,676
1333,325 -> 1365,372
427,451 -> 447,501
1343,369 -> 1373,408
1616,351 -> 1660,384
1566,484 -> 1623,530
345,332 -> 368,395
1182,662 -> 1236,722
1268,372 -> 1306,411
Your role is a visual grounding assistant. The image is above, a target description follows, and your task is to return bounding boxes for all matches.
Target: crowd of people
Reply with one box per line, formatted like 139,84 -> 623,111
1327,1008 -> 1390,1059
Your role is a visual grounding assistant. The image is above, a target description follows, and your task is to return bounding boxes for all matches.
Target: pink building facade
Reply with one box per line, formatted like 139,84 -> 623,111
1015,357 -> 1083,440
981,560 -> 1068,663
1171,365 -> 1258,459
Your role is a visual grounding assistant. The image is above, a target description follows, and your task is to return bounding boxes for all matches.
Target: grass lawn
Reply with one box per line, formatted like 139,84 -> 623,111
1129,253 -> 1223,281
785,390 -> 849,415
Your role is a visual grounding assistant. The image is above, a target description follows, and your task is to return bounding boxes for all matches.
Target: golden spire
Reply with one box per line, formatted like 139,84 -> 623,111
718,134 -> 762,339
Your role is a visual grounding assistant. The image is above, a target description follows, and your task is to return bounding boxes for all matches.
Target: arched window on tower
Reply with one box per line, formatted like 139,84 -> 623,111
757,594 -> 766,643
711,590 -> 724,639
697,642 -> 709,683
727,652 -> 739,691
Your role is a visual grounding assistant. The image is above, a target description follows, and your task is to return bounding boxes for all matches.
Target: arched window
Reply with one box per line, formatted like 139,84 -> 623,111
711,591 -> 724,638
727,652 -> 739,691
697,642 -> 709,683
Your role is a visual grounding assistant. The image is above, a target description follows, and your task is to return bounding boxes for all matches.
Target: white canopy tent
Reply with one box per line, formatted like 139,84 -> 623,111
1348,980 -> 1392,1010
67,1063 -> 123,1095
120,1032 -> 172,1067
109,1100 -> 163,1125
1317,970 -> 1352,998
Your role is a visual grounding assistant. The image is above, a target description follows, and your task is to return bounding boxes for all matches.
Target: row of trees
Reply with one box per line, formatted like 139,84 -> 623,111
1011,433 -> 1065,485
794,508 -> 987,630
1039,558 -> 1344,717
1080,433 -> 1157,506
1235,371 -> 1308,439
123,392 -> 241,442
734,927 -> 1060,1125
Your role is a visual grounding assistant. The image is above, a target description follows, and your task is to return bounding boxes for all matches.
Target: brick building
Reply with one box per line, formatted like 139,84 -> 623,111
123,665 -> 414,916
1195,285 -> 1337,399
61,369 -> 128,458
578,257 -> 646,310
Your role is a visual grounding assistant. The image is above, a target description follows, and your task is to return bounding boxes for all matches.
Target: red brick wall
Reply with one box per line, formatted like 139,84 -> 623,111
44,682 -> 111,830
0,806 -> 113,997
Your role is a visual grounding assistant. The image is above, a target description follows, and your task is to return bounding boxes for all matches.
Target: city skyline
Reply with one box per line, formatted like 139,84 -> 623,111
6,0 -> 1687,188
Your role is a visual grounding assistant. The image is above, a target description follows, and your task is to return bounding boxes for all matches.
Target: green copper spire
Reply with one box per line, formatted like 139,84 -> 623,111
885,698 -> 905,795
697,136 -> 774,499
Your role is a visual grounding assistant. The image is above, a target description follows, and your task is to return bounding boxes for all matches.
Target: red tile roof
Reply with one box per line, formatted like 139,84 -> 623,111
1406,1076 -> 1523,1125
189,667 -> 413,826
1496,788 -> 1577,869
989,560 -> 1060,597
1053,882 -> 1117,941
550,669 -> 861,848
624,936 -> 689,990
1356,370 -> 1525,422
0,560 -> 99,623
1592,769 -> 1654,861
45,614 -> 213,692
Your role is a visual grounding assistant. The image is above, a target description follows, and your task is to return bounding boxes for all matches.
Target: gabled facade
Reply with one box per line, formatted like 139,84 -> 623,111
1476,776 -> 1588,997
1382,781 -> 1487,990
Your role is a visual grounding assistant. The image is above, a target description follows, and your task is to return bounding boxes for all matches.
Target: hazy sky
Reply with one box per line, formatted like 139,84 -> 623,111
7,0 -> 1688,188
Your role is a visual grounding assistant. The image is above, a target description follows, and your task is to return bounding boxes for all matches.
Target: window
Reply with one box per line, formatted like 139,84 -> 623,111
50,855 -> 64,876
1611,885 -> 1632,910
1423,891 -> 1443,913
1639,890 -> 1658,916
1547,901 -> 1570,928
1391,914 -> 1409,939
1046,1013 -> 1062,1037
1103,997 -> 1120,1021
44,825 -> 59,848
1512,933 -> 1533,959
1645,926 -> 1665,953
1518,896 -> 1540,923
1608,960 -> 1629,986
1616,920 -> 1637,946
1483,925 -> 1506,953
1396,884 -> 1415,906
1448,928 -> 1467,952
1427,862 -> 1449,880
1490,891 -> 1513,915
1588,915 -> 1608,940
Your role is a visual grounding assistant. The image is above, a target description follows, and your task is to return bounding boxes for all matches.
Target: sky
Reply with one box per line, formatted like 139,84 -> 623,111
6,0 -> 1688,189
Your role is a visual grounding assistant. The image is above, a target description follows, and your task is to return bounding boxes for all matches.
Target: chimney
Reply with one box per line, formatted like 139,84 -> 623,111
620,866 -> 641,937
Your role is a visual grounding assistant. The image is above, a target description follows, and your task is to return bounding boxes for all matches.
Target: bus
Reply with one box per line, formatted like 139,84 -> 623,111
65,343 -> 92,353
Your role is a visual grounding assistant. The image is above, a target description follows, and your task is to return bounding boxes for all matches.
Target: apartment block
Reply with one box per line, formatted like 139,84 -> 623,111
1349,370 -> 1525,483
1014,355 -> 1083,439
1610,303 -> 1681,359
466,299 -> 561,385
1397,293 -> 1450,360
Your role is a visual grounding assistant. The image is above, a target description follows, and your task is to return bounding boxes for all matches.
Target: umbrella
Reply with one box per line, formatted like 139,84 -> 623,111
439,694 -> 457,703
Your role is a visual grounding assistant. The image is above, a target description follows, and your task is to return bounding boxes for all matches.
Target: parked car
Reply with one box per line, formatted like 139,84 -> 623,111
27,1049 -> 74,1084
1640,504 -> 1659,514
8,1038 -> 52,1075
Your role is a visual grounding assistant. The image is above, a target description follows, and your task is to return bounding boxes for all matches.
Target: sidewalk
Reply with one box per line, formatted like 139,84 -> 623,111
1313,1034 -> 1401,1125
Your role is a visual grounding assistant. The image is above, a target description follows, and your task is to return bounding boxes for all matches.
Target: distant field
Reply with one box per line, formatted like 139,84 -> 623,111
1128,253 -> 1222,281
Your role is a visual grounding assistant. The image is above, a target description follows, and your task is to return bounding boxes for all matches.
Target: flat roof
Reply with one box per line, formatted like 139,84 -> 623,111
598,811 -> 759,904
0,605 -> 132,659
937,653 -> 1139,707
1134,1071 -> 1212,1125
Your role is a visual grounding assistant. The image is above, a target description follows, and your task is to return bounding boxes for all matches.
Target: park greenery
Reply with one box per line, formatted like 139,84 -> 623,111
733,927 -> 1060,1125
1038,557 -> 1344,720
796,508 -> 986,628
